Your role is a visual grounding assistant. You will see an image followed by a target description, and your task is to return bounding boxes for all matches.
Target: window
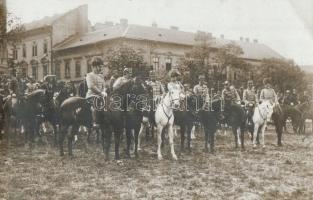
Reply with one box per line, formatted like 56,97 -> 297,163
32,42 -> 37,57
165,57 -> 172,71
13,49 -> 18,60
55,62 -> 61,79
65,61 -> 71,79
87,59 -> 92,73
43,40 -> 48,54
153,57 -> 159,71
43,63 -> 48,77
32,62 -> 38,80
75,60 -> 81,77
22,44 -> 26,58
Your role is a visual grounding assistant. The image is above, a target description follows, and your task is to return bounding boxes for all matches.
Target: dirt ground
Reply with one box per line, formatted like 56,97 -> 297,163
1,125 -> 313,200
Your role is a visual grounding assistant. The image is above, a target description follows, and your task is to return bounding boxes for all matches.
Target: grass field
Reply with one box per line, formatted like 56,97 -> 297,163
1,125 -> 313,200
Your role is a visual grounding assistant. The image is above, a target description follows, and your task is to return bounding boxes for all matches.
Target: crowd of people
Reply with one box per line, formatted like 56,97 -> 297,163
0,56 -> 311,122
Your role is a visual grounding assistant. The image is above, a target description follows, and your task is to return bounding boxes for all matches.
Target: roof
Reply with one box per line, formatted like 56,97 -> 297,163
54,23 -> 283,60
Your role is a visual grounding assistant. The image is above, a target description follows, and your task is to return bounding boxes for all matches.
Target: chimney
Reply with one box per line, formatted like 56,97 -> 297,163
120,18 -> 128,26
152,22 -> 157,28
240,37 -> 244,41
170,26 -> 179,30
220,34 -> 224,39
245,37 -> 250,42
253,39 -> 258,43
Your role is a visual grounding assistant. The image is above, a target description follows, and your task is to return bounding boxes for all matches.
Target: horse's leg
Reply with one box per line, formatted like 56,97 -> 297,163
236,127 -> 241,147
134,125 -> 140,158
204,127 -> 209,152
138,123 -> 146,151
103,125 -> 111,161
261,123 -> 266,148
209,128 -> 216,154
253,124 -> 259,148
274,120 -> 283,146
232,126 -> 239,148
240,125 -> 245,150
157,125 -> 163,160
52,123 -> 58,147
187,124 -> 193,153
180,125 -> 186,152
68,125 -> 78,157
59,125 -> 68,156
114,128 -> 121,160
168,125 -> 177,160
125,126 -> 132,159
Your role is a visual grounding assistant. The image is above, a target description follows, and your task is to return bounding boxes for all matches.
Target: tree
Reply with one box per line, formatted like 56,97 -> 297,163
255,58 -> 306,92
106,45 -> 148,77
180,34 -> 246,89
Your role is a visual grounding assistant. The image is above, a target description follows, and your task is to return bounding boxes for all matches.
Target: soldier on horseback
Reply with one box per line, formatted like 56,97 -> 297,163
221,81 -> 241,121
259,78 -> 278,105
113,67 -> 132,92
86,57 -> 107,127
243,80 -> 258,125
193,74 -> 209,109
167,69 -> 184,94
146,70 -> 165,107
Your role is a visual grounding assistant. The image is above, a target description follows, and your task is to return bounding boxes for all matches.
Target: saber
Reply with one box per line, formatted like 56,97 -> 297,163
221,92 -> 224,112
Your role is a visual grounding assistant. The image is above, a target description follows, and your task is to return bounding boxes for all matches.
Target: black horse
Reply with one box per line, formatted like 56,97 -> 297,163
58,97 -> 92,156
198,97 -> 223,153
3,89 -> 45,145
173,94 -> 198,153
40,82 -> 73,145
102,77 -> 150,160
224,103 -> 246,149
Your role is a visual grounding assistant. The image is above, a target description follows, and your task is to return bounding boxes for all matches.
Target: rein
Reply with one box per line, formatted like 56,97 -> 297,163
160,92 -> 176,126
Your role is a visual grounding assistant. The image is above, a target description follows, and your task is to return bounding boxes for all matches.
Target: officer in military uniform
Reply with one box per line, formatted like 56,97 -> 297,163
146,71 -> 165,106
86,57 -> 107,127
193,74 -> 209,109
259,78 -> 278,105
243,80 -> 258,125
167,69 -> 184,94
113,67 -> 132,92
221,81 -> 241,121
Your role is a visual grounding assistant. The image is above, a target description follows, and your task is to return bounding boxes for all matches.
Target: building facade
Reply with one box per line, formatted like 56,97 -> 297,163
8,4 -> 89,80
9,4 -> 283,84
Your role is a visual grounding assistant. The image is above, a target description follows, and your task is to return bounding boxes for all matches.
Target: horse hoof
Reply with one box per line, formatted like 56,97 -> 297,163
172,154 -> 178,160
138,147 -> 142,151
253,145 -> 257,149
262,145 -> 266,148
60,152 -> 64,157
157,155 -> 163,160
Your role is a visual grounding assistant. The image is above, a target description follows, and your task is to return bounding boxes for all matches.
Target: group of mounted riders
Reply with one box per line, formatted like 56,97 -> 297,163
0,56 -> 312,160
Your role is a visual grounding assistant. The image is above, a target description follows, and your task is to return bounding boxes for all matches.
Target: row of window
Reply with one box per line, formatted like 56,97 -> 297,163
12,40 -> 48,60
62,60 -> 91,79
153,57 -> 172,71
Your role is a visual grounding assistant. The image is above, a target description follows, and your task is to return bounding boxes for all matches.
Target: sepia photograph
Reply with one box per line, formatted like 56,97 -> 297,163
1,0 -> 313,199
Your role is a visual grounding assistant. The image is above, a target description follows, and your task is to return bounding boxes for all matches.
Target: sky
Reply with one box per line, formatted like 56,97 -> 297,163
7,0 -> 313,66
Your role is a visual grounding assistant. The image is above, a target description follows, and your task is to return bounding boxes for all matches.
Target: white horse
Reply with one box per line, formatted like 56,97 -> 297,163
252,100 -> 274,148
155,89 -> 182,160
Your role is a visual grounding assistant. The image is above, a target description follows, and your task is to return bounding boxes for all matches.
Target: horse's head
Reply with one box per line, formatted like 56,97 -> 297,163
261,100 -> 274,119
168,89 -> 182,110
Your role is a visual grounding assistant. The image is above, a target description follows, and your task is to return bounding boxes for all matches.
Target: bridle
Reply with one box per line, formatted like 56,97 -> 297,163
160,91 -> 181,126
